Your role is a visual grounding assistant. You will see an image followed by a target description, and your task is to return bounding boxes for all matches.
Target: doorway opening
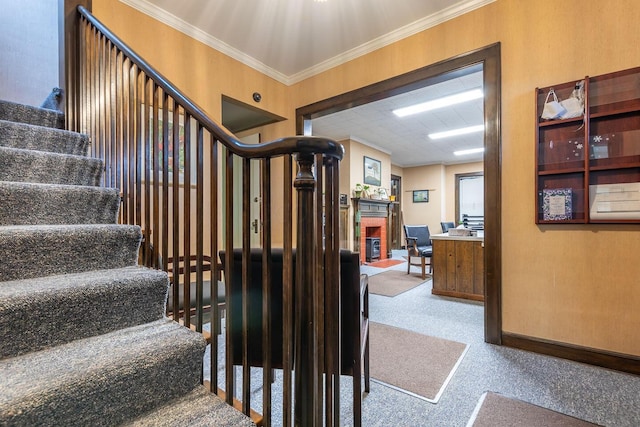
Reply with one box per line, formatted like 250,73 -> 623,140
296,43 -> 501,344
221,96 -> 285,248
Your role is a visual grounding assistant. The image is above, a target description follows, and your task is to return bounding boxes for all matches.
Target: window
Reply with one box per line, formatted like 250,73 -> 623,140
456,173 -> 484,225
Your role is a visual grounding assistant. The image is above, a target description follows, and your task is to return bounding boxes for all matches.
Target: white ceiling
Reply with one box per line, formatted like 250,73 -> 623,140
312,70 -> 484,167
122,0 -> 491,166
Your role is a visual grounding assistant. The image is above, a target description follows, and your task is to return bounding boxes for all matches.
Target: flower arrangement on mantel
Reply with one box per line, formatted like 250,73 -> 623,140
354,183 -> 370,198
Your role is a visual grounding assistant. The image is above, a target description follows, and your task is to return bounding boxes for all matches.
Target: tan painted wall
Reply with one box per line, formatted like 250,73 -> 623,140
444,162 -> 484,222
93,0 -> 640,356
399,162 -> 482,235
401,164 -> 445,234
338,139 -> 352,200
93,1 -> 293,129
291,0 -> 640,356
347,141 -> 392,196
391,164 -> 403,179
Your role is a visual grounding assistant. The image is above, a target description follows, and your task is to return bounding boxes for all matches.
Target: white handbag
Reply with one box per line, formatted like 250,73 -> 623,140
559,80 -> 585,119
541,89 -> 566,120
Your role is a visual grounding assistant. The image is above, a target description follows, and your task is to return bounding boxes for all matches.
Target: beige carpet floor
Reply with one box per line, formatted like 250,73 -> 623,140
367,270 -> 429,297
369,322 -> 468,403
466,392 -> 602,426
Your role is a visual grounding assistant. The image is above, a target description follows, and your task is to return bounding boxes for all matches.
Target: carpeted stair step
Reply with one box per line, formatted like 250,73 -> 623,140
0,319 -> 207,427
0,181 -> 120,226
0,119 -> 89,155
0,146 -> 102,186
0,266 -> 169,359
122,386 -> 255,427
0,99 -> 64,129
0,224 -> 141,281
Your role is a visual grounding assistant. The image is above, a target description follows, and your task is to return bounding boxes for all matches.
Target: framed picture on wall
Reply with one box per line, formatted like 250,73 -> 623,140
413,190 -> 429,203
152,108 -> 186,176
144,107 -> 197,184
363,156 -> 381,186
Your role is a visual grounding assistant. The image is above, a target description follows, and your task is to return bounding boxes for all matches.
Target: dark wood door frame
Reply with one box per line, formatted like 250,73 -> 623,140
296,43 -> 502,344
390,174 -> 402,250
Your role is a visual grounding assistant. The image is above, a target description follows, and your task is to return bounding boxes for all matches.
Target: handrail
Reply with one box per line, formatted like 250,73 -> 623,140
65,2 -> 346,426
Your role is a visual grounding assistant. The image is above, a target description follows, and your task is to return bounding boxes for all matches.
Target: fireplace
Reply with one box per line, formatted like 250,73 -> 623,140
352,198 -> 393,264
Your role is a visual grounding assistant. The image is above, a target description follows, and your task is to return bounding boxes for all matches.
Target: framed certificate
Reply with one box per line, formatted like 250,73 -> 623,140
542,188 -> 572,220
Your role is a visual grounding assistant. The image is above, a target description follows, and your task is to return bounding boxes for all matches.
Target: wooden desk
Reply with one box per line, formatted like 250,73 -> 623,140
431,232 -> 484,301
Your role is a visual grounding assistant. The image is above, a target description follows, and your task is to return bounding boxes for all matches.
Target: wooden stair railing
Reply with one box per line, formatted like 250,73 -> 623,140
60,2 -> 346,426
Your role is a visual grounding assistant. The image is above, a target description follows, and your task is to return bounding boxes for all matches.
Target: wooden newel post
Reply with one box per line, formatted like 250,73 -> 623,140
293,153 -> 319,426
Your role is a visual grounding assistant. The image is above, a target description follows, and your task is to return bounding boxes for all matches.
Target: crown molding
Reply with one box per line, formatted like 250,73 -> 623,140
120,0 -> 495,86
288,0 -> 496,84
119,0 -> 289,84
349,136 -> 392,156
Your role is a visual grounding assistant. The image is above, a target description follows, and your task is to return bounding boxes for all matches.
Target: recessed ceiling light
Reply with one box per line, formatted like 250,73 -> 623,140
454,147 -> 485,156
428,124 -> 484,140
392,88 -> 483,118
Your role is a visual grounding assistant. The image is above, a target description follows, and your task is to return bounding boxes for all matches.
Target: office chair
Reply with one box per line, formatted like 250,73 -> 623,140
403,224 -> 433,279
441,221 -> 455,233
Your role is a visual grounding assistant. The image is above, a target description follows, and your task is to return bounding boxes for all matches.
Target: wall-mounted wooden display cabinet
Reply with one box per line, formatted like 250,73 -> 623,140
536,66 -> 640,224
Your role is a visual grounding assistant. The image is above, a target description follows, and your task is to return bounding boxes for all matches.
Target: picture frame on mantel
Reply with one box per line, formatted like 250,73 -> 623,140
363,156 -> 382,186
413,190 -> 429,203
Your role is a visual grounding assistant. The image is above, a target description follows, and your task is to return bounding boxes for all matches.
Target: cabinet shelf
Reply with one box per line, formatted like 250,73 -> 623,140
535,66 -> 640,224
538,116 -> 585,127
537,219 -> 586,225
590,105 -> 640,119
589,158 -> 640,171
590,219 -> 640,225
538,168 -> 584,176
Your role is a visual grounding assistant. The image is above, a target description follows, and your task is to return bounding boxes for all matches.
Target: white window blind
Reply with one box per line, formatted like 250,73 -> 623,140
459,175 -> 484,222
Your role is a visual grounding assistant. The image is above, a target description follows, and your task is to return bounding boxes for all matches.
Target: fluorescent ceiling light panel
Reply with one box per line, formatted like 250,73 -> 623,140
454,147 -> 485,156
393,88 -> 483,117
429,124 -> 484,140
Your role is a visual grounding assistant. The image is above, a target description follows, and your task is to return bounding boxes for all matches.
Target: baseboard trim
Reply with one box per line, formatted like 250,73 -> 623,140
502,332 -> 640,376
432,289 -> 484,302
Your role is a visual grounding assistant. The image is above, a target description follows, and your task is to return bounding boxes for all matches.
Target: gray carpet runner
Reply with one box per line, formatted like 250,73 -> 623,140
0,99 -> 64,129
0,181 -> 120,225
0,99 -> 254,426
0,119 -> 90,155
0,224 -> 142,281
0,267 -> 169,359
0,146 -> 103,186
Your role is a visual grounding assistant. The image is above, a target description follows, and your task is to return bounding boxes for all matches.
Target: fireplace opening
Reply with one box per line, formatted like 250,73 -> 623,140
366,237 -> 381,262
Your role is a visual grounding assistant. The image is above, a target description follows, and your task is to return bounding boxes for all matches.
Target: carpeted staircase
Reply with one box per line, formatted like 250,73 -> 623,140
0,98 -> 254,426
